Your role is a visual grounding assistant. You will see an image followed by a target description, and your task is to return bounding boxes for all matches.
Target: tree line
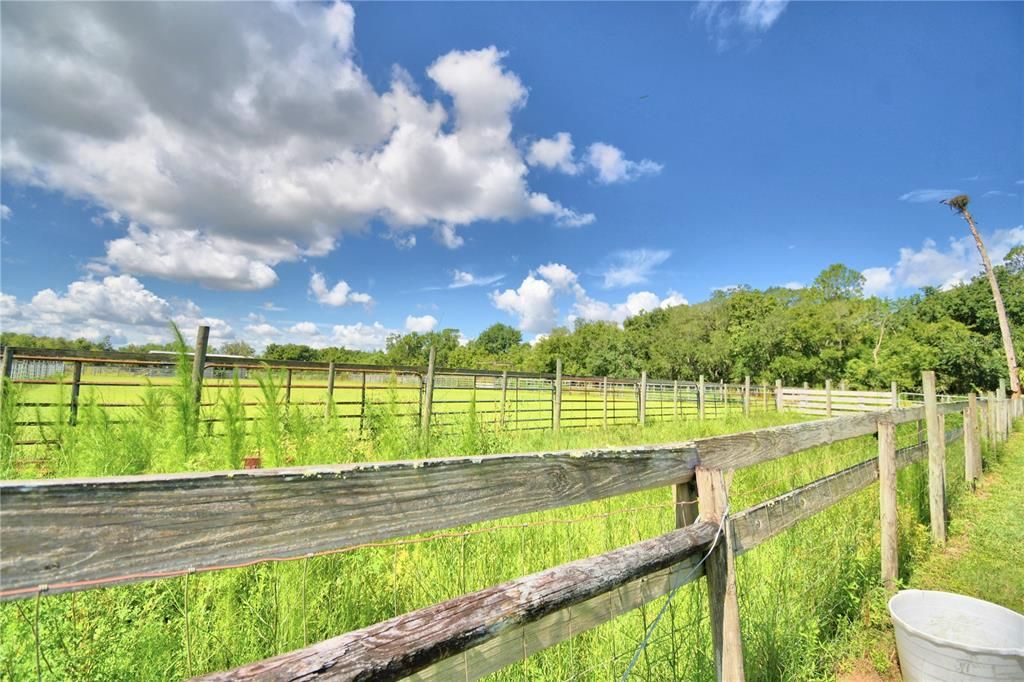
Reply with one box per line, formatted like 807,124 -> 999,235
4,254 -> 1024,395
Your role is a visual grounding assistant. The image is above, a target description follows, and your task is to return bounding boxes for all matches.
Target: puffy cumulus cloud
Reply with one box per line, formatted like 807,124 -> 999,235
862,267 -> 895,297
0,204 -> 11,220
405,314 -> 438,333
863,226 -> 1024,296
1,3 -> 601,288
526,132 -> 579,175
586,143 -> 663,184
492,262 -> 686,332
330,322 -> 395,351
1,275 -> 232,346
289,321 -> 319,335
602,249 -> 671,288
660,290 -> 689,308
309,272 -> 372,307
694,0 -> 789,51
104,224 -> 280,291
491,275 -> 558,334
536,263 -> 581,293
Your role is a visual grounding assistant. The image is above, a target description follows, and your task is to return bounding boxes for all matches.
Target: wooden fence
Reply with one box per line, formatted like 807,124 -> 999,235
1,370 -> 1018,680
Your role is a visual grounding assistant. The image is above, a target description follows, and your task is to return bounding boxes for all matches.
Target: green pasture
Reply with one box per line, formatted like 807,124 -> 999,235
0,361 -> 980,681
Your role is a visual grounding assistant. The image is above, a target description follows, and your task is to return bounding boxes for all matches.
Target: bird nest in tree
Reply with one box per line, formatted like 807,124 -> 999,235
942,194 -> 970,212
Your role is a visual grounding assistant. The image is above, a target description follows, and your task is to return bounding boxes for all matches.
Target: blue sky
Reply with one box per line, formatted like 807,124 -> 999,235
1,1 -> 1022,349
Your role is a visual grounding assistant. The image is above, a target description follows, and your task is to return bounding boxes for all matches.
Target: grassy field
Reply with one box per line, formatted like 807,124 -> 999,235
0,363 -> 978,681
832,420 -> 1023,680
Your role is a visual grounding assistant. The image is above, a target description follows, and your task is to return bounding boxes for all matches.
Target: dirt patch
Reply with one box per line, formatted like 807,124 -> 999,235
837,652 -> 901,682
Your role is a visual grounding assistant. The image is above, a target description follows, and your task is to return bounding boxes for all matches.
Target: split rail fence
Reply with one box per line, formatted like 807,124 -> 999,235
1,369 -> 1018,680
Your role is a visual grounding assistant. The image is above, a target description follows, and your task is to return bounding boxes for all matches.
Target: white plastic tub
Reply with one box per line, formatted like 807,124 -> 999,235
888,589 -> 1024,681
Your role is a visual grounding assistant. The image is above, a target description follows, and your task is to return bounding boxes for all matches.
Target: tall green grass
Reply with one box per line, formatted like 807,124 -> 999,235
0,346 -> 985,681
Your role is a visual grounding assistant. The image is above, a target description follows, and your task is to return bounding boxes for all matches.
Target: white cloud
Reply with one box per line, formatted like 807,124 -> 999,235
899,189 -> 963,203
864,225 -> 1024,295
602,249 -> 671,288
536,262 -> 581,292
448,270 -> 504,289
526,132 -> 579,175
586,143 -> 663,184
494,261 -> 685,332
104,224 -> 280,291
405,314 -> 438,333
1,275 -> 232,347
1,3 -> 599,288
491,275 -> 558,334
695,1 -> 789,50
309,271 -> 372,307
289,321 -> 319,335
780,281 -> 804,290
0,204 -> 11,220
861,267 -> 895,297
981,190 -> 1018,199
434,224 -> 465,249
331,322 -> 395,351
660,290 -> 689,308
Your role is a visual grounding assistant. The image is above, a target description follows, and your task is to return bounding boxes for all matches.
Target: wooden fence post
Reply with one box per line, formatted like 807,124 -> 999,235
602,376 -> 608,429
324,362 -> 336,418
639,370 -> 648,426
722,381 -> 729,414
696,467 -> 745,681
891,381 -> 899,408
965,393 -> 981,487
762,383 -> 768,412
922,370 -> 947,543
839,379 -> 847,391
500,370 -> 508,427
673,479 -> 699,528
698,375 -> 706,420
878,418 -> 898,590
743,376 -> 751,417
0,347 -> 13,403
825,379 -> 833,418
553,358 -> 562,434
998,379 -> 1007,441
803,381 -> 809,390
775,379 -> 783,412
69,361 -> 83,426
420,347 -> 436,438
191,325 -> 210,415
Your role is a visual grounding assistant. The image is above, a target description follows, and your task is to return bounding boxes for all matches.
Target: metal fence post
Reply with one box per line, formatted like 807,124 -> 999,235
743,376 -> 750,417
698,375 -> 706,420
553,358 -> 562,434
69,361 -> 83,426
639,370 -> 647,426
500,370 -> 508,427
191,325 -> 210,415
325,362 -> 336,418
420,347 -> 436,439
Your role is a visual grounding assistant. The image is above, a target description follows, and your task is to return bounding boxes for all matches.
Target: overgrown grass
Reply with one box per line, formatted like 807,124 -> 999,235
0,346 -> 989,680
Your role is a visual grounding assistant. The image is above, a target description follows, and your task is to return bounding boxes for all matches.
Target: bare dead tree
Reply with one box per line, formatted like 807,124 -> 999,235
942,194 -> 1021,395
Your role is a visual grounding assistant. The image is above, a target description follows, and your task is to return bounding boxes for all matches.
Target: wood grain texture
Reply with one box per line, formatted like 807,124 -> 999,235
407,553 -> 706,681
696,467 -> 745,682
696,407 -> 924,471
194,522 -> 720,681
878,419 -> 898,590
0,444 -> 698,600
730,439 -> 933,556
923,371 -> 947,543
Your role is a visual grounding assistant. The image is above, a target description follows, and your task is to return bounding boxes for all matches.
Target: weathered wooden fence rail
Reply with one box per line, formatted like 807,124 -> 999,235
0,370 -> 1018,680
